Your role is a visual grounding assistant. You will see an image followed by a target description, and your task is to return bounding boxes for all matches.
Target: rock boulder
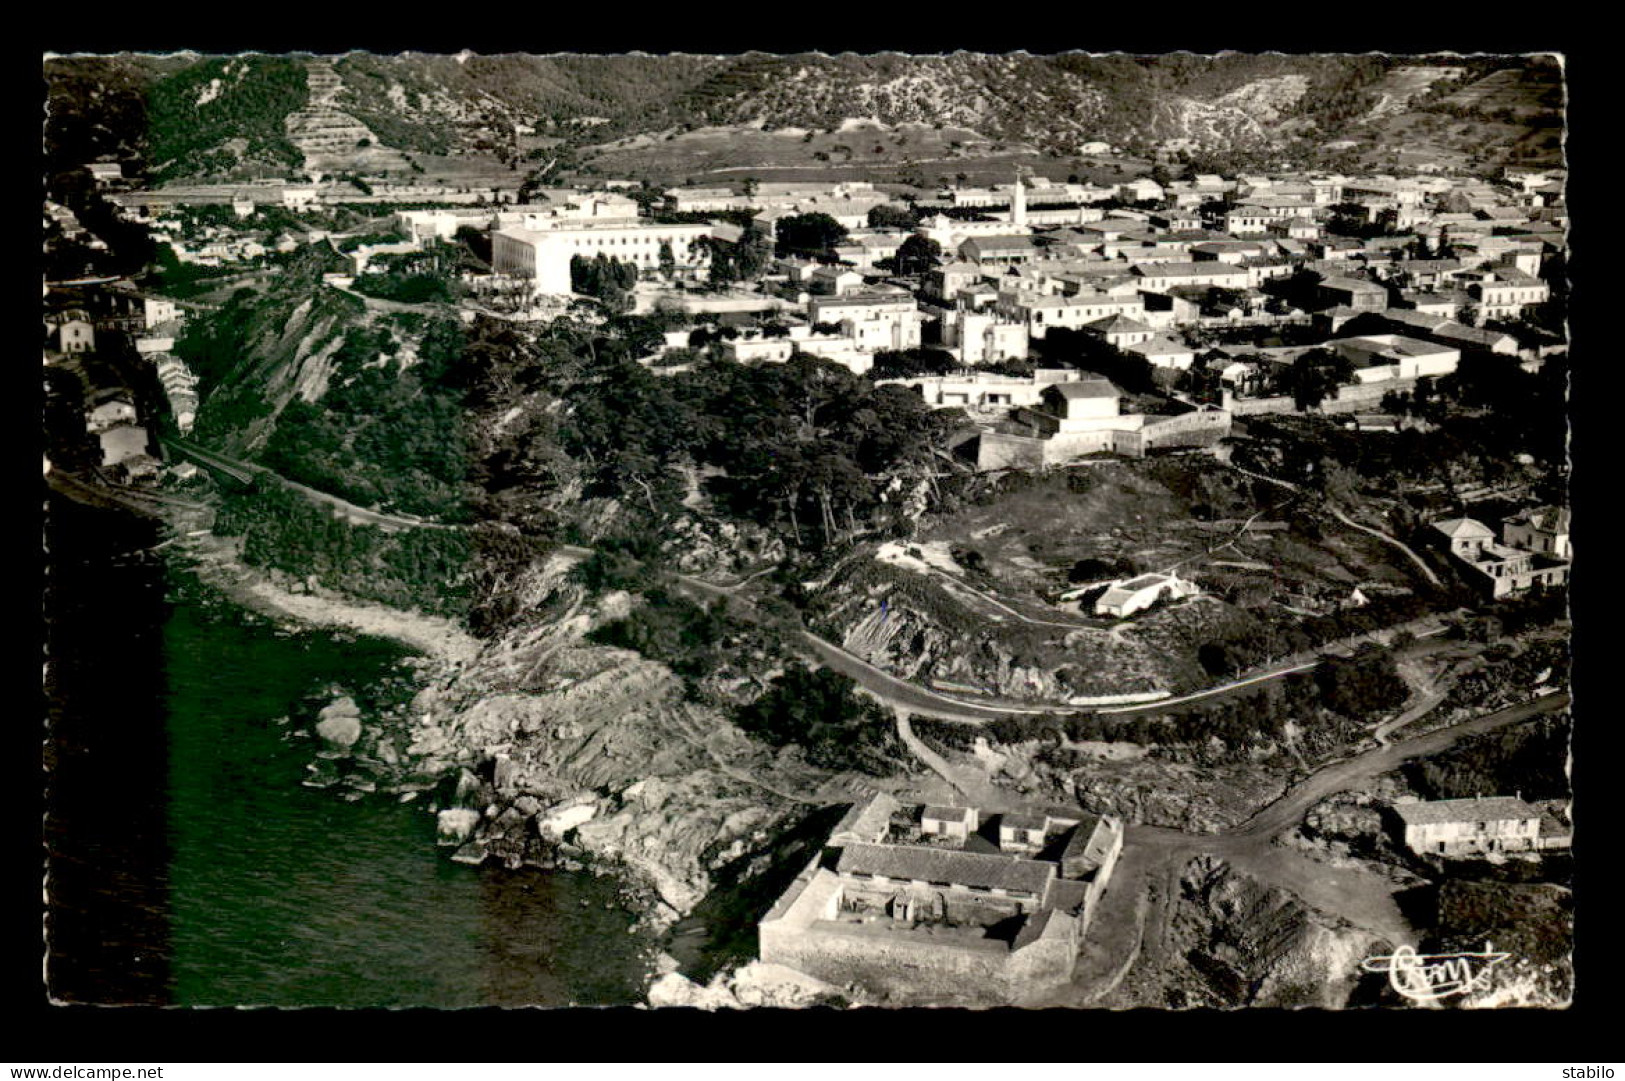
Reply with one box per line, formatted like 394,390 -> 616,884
315,697 -> 363,749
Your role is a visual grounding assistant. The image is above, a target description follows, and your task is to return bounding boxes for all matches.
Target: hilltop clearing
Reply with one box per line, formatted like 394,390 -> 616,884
802,459 -> 1437,705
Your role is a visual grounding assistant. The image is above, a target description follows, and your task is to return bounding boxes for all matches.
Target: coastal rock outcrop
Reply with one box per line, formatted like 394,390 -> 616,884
1167,855 -> 1391,1008
436,807 -> 480,845
315,696 -> 364,749
645,962 -> 855,1010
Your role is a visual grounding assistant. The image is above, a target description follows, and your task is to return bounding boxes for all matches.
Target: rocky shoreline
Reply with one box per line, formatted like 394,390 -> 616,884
169,532 -> 881,995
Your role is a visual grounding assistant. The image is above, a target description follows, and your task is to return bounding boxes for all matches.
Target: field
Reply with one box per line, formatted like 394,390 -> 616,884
406,152 -> 528,189
573,122 -> 1149,189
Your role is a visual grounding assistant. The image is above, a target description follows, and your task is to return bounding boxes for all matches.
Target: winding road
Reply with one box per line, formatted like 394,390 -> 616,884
165,441 -> 1468,734
1065,689 -> 1572,993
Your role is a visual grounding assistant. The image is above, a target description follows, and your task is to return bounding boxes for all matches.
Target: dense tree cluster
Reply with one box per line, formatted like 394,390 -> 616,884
213,486 -> 471,619
260,315 -> 473,521
773,213 -> 849,259
1403,712 -> 1569,802
865,348 -> 960,380
1313,645 -> 1409,718
1030,328 -> 1156,394
1278,348 -> 1357,411
569,252 -> 639,310
143,55 -> 310,181
735,664 -> 904,776
885,234 -> 942,277
700,225 -> 773,286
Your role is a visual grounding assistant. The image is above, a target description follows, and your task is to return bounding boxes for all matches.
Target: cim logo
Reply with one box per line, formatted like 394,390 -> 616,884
1360,942 -> 1511,1002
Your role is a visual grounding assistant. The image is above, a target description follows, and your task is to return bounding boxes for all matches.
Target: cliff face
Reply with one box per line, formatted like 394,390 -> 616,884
307,559 -> 882,923
1168,855 -> 1390,1009
185,267 -> 366,457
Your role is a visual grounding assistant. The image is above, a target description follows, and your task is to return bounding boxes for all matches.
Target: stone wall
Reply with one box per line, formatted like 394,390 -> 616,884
759,868 -> 1079,1003
1228,376 -> 1419,417
761,916 -> 1074,1004
976,431 -> 1048,471
1140,409 -> 1232,451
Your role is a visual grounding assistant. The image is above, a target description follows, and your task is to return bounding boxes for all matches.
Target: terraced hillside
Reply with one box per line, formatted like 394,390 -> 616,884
285,58 -> 414,178
45,52 -> 1565,186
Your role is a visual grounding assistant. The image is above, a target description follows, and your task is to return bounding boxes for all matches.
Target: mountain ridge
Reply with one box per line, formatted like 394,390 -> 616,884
44,52 -> 1565,184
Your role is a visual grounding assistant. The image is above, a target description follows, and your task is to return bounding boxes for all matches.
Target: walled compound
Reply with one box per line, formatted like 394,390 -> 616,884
758,792 -> 1125,1003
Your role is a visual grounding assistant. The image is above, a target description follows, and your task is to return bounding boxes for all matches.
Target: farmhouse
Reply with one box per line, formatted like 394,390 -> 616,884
1094,573 -> 1201,618
1393,796 -> 1555,857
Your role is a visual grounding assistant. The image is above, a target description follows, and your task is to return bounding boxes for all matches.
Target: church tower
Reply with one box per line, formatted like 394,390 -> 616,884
1012,168 -> 1027,228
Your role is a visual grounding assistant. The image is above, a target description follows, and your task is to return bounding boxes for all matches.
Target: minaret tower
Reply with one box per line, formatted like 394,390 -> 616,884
1012,166 -> 1028,228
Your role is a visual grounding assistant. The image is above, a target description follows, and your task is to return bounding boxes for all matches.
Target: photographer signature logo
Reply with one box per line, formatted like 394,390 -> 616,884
1361,943 -> 1511,1002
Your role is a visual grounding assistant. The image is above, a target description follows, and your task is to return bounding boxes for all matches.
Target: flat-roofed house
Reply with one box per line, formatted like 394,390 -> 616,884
997,813 -> 1053,854
921,806 -> 979,842
1393,796 -> 1542,857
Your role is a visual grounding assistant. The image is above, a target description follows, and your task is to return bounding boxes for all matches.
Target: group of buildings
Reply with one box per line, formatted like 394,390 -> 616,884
1393,795 -> 1571,857
43,286 -> 199,482
1432,507 -> 1571,600
758,793 -> 1124,1001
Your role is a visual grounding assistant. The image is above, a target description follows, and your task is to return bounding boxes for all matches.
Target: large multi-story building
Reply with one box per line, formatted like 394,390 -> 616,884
491,219 -> 713,294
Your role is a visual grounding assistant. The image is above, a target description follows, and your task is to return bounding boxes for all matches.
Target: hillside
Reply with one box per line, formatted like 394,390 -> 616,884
45,52 -> 1565,187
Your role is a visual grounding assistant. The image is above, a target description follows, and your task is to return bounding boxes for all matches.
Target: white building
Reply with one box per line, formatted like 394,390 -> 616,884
491,220 -> 713,294
807,295 -> 924,354
997,291 -> 1147,339
1094,573 -> 1201,618
143,297 -> 181,329
941,309 -> 1030,365
1394,797 -> 1543,857
1330,335 -> 1460,383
